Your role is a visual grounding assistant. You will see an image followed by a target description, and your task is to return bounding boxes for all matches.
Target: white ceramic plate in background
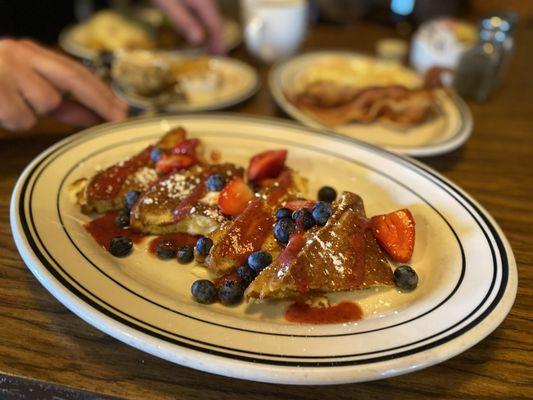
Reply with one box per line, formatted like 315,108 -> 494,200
10,114 -> 515,384
112,56 -> 259,113
59,17 -> 242,61
270,51 -> 473,157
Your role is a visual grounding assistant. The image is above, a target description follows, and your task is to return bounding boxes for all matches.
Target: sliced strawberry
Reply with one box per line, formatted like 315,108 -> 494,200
248,150 -> 288,182
218,177 -> 255,216
284,199 -> 317,212
155,154 -> 195,174
173,139 -> 200,157
371,208 -> 415,263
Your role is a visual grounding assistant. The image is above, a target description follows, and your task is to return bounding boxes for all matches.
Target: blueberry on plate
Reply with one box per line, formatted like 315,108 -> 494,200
156,241 -> 175,260
394,265 -> 418,291
150,147 -> 164,163
191,279 -> 217,304
114,209 -> 130,228
318,186 -> 337,203
312,201 -> 333,226
274,217 -> 295,244
177,245 -> 194,264
195,237 -> 214,257
292,209 -> 315,230
124,190 -> 141,210
276,207 -> 292,221
218,279 -> 244,305
236,264 -> 256,286
108,236 -> 133,257
247,251 -> 272,273
206,174 -> 226,192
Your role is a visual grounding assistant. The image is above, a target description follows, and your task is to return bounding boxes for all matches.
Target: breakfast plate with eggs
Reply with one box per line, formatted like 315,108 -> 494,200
111,51 -> 259,112
59,9 -> 242,60
270,51 -> 473,157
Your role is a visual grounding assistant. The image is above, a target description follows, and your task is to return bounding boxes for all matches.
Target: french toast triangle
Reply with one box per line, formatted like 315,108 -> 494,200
205,169 -> 308,275
74,127 -> 187,214
245,191 -> 394,301
130,163 -> 244,235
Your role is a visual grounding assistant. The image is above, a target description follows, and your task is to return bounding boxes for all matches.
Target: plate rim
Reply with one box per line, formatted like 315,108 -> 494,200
10,113 -> 516,384
268,50 -> 473,157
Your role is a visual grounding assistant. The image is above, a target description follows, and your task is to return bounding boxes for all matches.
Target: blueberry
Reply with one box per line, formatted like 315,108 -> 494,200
394,265 -> 418,291
150,147 -> 164,163
312,201 -> 333,226
218,279 -> 244,305
196,237 -> 213,256
276,207 -> 292,220
274,217 -> 295,244
124,190 -> 141,210
191,279 -> 217,304
236,264 -> 256,286
318,186 -> 337,203
114,209 -> 130,228
177,245 -> 194,264
108,236 -> 133,257
247,251 -> 272,273
292,209 -> 315,230
206,174 -> 226,192
156,240 -> 175,259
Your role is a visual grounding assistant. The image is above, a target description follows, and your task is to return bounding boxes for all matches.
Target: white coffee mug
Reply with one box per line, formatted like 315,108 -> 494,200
241,0 -> 308,63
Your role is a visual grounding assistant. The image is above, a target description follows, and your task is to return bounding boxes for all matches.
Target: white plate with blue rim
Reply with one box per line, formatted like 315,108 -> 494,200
10,114 -> 515,384
269,51 -> 473,157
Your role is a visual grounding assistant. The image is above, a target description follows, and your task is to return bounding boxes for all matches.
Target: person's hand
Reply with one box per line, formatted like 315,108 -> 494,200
151,0 -> 225,54
0,39 -> 127,132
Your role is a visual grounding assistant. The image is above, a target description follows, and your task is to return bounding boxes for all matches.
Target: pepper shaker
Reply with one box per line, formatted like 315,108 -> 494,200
453,12 -> 516,102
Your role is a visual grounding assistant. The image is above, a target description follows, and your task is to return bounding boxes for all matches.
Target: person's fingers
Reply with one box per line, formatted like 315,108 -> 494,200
0,74 -> 36,131
14,68 -> 62,115
185,0 -> 225,54
49,99 -> 103,127
152,0 -> 205,44
18,40 -> 127,122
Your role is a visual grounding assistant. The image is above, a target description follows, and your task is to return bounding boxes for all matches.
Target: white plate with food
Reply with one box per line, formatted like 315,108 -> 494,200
270,51 -> 473,157
10,114 -> 515,384
59,9 -> 242,60
111,52 -> 259,112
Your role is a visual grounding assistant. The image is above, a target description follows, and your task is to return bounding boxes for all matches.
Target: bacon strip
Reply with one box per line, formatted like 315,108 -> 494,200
291,83 -> 437,128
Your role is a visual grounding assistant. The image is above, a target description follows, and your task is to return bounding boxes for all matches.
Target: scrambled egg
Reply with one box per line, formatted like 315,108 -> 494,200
296,56 -> 422,91
71,10 -> 154,52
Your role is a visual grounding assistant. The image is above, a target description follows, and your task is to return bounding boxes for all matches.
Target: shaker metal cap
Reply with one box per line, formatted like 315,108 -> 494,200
481,10 -> 518,34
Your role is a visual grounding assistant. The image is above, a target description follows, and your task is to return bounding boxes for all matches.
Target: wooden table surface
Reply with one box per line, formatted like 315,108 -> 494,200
1,21 -> 532,400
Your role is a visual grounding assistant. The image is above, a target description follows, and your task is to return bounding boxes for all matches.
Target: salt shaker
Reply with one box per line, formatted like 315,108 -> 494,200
453,12 -> 516,102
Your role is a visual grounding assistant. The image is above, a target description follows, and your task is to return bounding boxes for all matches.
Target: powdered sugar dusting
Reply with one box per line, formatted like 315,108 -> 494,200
202,206 -> 225,223
308,230 -> 346,276
160,173 -> 190,199
276,263 -> 289,279
133,167 -> 159,189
